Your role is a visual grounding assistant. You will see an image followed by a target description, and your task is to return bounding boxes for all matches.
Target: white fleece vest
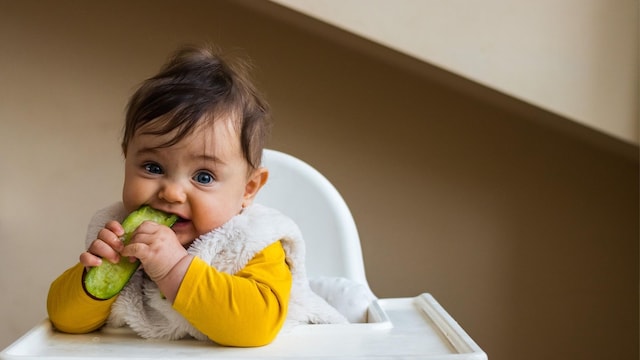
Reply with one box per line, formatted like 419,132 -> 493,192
84,202 -> 347,341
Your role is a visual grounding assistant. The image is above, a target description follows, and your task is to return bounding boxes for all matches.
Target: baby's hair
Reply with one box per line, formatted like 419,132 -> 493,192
121,44 -> 271,170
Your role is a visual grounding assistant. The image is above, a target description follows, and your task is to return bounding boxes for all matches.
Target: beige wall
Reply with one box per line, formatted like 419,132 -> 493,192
270,0 -> 640,146
0,1 -> 637,360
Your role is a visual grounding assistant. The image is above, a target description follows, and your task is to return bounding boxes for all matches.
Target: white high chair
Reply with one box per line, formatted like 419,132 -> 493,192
1,149 -> 487,359
256,149 -> 368,286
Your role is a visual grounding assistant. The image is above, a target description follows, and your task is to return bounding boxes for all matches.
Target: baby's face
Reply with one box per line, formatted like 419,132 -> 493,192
122,117 -> 262,247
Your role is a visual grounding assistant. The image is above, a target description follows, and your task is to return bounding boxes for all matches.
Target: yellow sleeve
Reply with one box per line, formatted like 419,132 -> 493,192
173,241 -> 292,347
46,262 -> 117,333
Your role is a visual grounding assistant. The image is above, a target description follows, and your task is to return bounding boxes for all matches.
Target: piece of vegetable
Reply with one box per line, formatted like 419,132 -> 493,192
83,205 -> 178,300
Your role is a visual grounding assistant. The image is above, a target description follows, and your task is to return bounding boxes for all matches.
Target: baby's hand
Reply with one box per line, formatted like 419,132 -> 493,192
80,221 -> 125,268
120,221 -> 188,283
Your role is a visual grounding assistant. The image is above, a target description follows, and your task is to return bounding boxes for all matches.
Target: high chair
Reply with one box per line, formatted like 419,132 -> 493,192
1,149 -> 487,359
257,149 -> 368,285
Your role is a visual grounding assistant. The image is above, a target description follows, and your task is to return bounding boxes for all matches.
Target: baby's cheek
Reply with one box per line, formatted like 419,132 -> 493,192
121,177 -> 151,212
192,215 -> 226,237
121,191 -> 142,213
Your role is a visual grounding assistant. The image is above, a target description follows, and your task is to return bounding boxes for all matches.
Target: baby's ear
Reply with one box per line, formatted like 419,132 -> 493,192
242,167 -> 268,207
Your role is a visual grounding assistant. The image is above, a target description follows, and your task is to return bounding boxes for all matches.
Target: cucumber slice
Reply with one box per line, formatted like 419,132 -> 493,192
83,206 -> 178,300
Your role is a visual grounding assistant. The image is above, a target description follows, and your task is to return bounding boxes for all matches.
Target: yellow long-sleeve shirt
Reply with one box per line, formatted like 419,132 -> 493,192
47,241 -> 292,347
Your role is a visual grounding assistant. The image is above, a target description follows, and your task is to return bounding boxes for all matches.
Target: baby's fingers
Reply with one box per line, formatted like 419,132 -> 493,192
97,227 -> 124,253
87,239 -> 121,264
104,220 -> 125,237
79,251 -> 102,267
121,242 -> 148,261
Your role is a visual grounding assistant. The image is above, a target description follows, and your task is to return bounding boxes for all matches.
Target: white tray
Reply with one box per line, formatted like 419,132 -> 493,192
1,293 -> 486,359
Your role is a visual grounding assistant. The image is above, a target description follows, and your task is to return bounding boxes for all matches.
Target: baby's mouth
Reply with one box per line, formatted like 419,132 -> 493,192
170,216 -> 191,230
175,217 -> 190,224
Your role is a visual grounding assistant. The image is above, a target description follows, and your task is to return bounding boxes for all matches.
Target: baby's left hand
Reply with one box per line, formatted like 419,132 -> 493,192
121,221 -> 188,283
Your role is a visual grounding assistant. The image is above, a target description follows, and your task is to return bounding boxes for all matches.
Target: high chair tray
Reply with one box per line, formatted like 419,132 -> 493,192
1,293 -> 486,359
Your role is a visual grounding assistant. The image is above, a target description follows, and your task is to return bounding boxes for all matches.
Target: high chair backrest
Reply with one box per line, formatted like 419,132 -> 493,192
256,149 -> 369,287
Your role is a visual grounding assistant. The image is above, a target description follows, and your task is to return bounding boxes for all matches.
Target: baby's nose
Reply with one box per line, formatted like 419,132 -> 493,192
159,181 -> 187,203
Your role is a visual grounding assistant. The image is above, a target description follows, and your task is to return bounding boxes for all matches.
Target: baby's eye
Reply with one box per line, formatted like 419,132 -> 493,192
143,162 -> 163,175
193,171 -> 214,185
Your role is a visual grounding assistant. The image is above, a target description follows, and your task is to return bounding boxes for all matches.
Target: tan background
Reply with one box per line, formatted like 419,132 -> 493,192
0,1 -> 637,360
271,0 -> 640,146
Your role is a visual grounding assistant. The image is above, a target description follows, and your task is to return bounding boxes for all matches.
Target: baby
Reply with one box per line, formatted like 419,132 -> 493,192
47,44 -> 346,347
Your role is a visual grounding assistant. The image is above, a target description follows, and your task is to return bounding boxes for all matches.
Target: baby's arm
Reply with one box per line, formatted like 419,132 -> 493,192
173,241 -> 292,347
47,263 -> 117,333
47,220 -> 125,333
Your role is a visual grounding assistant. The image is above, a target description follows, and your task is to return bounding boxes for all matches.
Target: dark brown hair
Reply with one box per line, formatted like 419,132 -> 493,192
121,45 -> 271,170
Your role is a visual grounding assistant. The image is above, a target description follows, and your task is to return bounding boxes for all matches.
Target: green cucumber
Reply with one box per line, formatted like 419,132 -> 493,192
83,205 -> 178,300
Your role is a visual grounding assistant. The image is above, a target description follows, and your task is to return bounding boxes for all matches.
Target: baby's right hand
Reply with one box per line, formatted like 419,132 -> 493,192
79,220 -> 125,268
